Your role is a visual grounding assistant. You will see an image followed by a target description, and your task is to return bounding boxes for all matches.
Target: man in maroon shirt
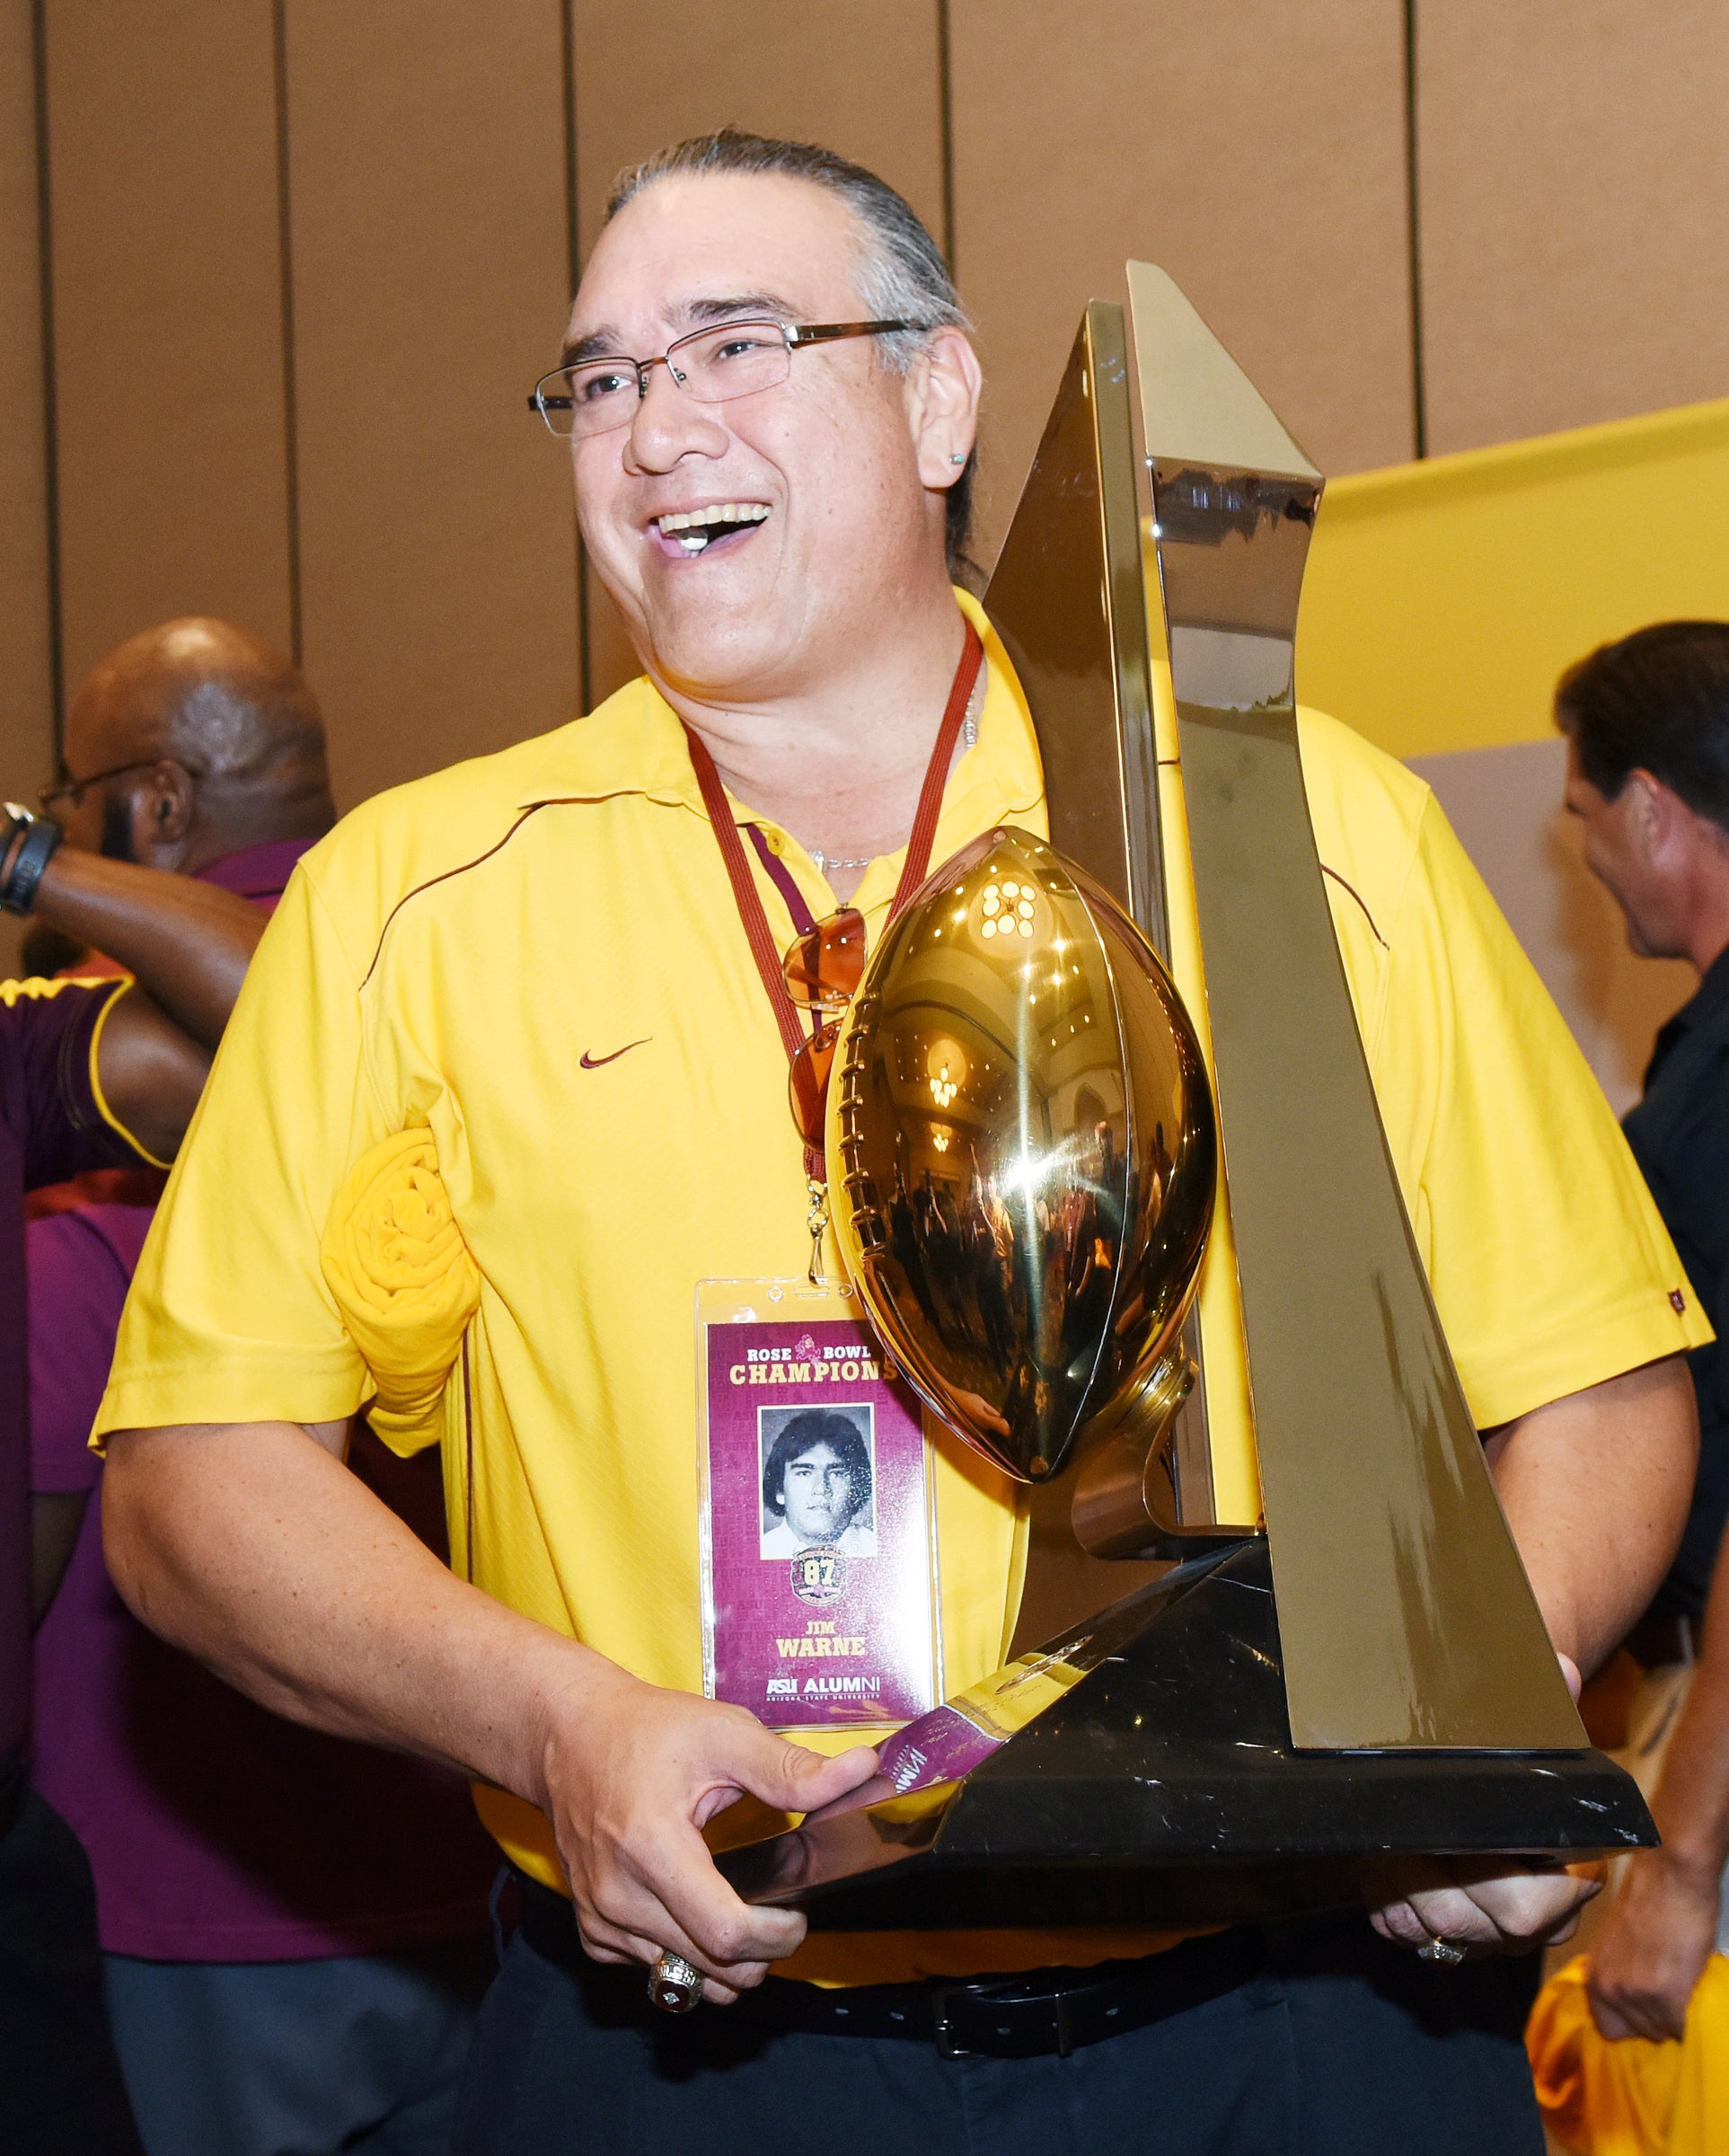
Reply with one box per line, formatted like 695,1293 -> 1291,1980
28,620 -> 499,2156
0,805 -> 263,2154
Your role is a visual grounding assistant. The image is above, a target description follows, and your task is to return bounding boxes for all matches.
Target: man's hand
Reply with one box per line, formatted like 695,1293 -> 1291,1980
107,1422 -> 881,2008
1364,1660 -> 1596,1957
536,1666 -> 878,2002
1366,1855 -> 1602,1957
1588,1850 -> 1721,2040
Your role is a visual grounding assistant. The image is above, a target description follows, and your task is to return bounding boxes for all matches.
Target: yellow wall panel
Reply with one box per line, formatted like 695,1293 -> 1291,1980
1297,399 -> 1729,762
43,0 -> 292,694
286,0 -> 578,809
1417,0 -> 1729,455
569,0 -> 947,703
950,0 -> 1416,564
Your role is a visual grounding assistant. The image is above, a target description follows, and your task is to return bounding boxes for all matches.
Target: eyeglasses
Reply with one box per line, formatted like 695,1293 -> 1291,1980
527,318 -> 913,440
782,907 -> 868,1149
39,757 -> 167,817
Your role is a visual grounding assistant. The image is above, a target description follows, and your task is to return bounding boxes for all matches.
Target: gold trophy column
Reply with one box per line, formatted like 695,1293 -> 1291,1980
1129,262 -> 1583,1751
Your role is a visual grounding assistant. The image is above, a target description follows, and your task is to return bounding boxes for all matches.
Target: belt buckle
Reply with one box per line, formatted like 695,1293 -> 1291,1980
931,1983 -> 1072,2061
931,1984 -> 976,2061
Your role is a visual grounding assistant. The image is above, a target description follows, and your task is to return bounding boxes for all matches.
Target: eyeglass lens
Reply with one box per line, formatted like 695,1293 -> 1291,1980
783,905 -> 867,1146
781,907 -> 866,1011
546,322 -> 792,439
788,1018 -> 842,1151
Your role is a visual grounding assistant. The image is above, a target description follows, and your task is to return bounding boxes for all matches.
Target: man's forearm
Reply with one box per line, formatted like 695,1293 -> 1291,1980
106,1418 -> 878,1990
103,1419 -> 611,1808
1487,1355 -> 1698,1676
1647,1530 -> 1729,1883
1367,1357 -> 1694,1962
1585,1514 -> 1729,2037
31,850 -> 262,1050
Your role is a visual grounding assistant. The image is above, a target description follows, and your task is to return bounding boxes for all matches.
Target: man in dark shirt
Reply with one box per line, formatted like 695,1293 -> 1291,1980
1556,620 -> 1729,2042
0,811 -> 262,2153
1624,983 -> 1729,1621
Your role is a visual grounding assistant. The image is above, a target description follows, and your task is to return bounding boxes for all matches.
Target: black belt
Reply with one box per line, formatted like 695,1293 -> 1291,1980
0,1755 -> 22,1838
512,1870 -> 1266,2061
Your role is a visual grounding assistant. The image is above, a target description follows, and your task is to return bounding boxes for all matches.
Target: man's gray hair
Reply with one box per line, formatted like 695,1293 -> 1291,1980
604,128 -> 977,575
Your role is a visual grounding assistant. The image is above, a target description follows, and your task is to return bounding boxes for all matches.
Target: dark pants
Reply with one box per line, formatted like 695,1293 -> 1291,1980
0,1763 -> 144,2156
104,1934 -> 496,2156
453,1904 -> 1545,2156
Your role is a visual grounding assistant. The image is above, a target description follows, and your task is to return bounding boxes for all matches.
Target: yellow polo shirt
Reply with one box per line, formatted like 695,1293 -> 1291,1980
97,589 -> 1706,1984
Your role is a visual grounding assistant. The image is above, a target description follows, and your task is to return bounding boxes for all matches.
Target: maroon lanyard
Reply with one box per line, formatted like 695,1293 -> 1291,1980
684,618 -> 984,1186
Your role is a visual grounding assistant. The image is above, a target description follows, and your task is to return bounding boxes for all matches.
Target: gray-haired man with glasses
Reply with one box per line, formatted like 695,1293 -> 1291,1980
98,128 -> 1698,2156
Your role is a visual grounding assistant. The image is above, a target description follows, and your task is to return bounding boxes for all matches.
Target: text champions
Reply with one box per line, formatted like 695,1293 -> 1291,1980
728,1347 -> 900,1386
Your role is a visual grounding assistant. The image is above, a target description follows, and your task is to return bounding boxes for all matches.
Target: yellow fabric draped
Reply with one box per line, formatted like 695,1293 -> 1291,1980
318,1127 -> 479,1456
1528,1952 -> 1729,2155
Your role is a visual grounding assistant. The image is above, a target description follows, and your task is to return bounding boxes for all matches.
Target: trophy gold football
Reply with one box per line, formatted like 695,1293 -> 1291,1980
715,266 -> 1654,1929
828,826 -> 1215,1499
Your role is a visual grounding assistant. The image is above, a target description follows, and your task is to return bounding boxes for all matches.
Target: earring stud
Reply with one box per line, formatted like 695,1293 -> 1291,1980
950,452 -> 966,465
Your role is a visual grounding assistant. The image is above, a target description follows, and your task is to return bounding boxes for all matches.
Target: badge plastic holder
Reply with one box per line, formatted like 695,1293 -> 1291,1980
695,1277 -> 942,1739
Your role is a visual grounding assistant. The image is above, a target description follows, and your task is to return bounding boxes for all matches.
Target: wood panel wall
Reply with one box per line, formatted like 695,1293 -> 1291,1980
42,0 -> 294,693
3,1 -> 1725,815
283,0 -> 578,809
0,0 -> 51,785
1417,0 -> 1729,456
0,0 -> 49,974
950,0 -> 1416,561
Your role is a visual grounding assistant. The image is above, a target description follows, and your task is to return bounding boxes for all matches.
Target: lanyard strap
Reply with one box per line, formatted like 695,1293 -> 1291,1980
745,824 -> 822,1055
745,821 -> 818,941
684,618 -> 984,1182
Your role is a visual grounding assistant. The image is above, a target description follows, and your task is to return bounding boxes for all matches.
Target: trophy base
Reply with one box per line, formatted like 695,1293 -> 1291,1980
715,1540 -> 1654,1931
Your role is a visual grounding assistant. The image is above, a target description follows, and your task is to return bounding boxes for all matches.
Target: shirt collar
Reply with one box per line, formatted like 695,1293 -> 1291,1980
1687,941 -> 1729,1021
1643,941 -> 1729,1084
194,836 -> 321,902
513,588 -> 1045,863
1661,941 -> 1729,1034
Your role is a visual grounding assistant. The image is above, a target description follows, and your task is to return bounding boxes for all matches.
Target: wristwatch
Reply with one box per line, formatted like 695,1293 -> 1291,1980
0,802 -> 63,915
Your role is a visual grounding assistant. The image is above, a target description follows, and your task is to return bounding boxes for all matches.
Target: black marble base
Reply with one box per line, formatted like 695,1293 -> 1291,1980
715,1540 -> 1654,1930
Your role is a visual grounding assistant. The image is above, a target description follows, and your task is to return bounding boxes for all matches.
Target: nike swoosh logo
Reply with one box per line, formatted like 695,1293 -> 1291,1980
579,1038 -> 650,1070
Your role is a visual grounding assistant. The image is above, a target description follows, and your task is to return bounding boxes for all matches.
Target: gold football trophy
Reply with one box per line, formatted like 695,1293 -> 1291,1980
718,267 -> 1654,1928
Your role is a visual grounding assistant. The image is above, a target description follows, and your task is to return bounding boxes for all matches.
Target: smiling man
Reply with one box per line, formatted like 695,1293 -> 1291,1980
95,133 -> 1705,2156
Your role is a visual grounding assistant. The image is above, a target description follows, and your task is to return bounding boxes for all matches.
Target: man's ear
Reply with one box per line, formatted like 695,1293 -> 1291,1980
907,329 -> 984,491
137,759 -> 197,861
1626,768 -> 1687,860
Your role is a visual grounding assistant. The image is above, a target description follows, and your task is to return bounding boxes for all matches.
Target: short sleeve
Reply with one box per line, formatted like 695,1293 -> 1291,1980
95,867 -> 385,1437
0,976 -> 143,1188
28,1208 -> 142,1492
1373,794 -> 1710,1428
